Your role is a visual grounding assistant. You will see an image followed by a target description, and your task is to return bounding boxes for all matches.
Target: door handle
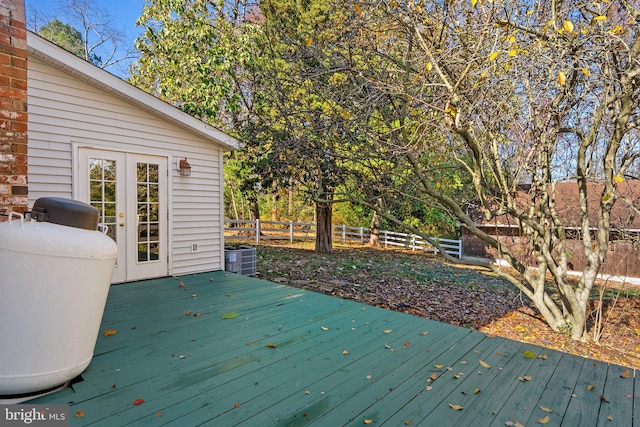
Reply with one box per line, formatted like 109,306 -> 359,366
119,222 -> 125,227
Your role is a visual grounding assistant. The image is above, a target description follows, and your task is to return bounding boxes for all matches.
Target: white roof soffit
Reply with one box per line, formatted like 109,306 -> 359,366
27,32 -> 240,151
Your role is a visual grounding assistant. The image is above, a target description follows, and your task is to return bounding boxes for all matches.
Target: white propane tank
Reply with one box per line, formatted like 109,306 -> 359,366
0,198 -> 117,396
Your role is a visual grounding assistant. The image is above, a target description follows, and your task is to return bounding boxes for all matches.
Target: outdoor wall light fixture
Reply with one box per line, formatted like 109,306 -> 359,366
178,158 -> 192,176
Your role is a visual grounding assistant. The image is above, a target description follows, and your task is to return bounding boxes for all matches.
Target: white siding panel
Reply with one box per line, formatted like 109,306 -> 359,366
28,56 -> 227,276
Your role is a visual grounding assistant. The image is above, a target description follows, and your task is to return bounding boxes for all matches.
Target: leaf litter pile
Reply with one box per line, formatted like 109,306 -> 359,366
254,242 -> 640,369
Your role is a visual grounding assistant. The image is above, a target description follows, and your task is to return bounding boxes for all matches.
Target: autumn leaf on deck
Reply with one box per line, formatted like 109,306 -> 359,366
524,351 -> 537,358
74,411 -> 85,418
448,403 -> 464,411
178,281 -> 185,288
538,415 -> 550,424
540,406 -> 552,413
133,399 -> 144,406
103,329 -> 117,337
266,343 -> 277,348
587,384 -> 595,391
221,312 -> 238,319
384,329 -> 393,334
479,360 -> 491,369
620,368 -> 632,378
364,419 -> 373,424
420,331 -> 429,336
403,341 -> 411,349
343,349 -> 349,355
321,326 -> 329,331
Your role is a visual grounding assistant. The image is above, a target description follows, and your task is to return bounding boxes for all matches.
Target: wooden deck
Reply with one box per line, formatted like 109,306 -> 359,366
30,271 -> 638,426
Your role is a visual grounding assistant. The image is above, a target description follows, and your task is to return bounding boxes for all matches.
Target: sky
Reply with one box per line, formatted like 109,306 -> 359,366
25,0 -> 145,76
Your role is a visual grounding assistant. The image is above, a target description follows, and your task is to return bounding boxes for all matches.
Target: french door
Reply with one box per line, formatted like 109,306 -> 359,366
78,148 -> 168,283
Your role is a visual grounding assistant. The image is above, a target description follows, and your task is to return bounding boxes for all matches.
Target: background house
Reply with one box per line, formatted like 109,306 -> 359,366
0,1 -> 240,282
462,181 -> 640,278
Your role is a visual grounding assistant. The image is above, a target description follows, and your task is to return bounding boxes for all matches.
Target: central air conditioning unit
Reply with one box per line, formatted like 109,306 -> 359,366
224,245 -> 256,276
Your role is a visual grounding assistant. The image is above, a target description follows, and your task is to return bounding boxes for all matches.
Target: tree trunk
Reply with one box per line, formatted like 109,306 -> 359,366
271,193 -> 278,221
288,176 -> 294,218
315,198 -> 333,253
229,188 -> 240,220
248,195 -> 260,222
369,210 -> 380,246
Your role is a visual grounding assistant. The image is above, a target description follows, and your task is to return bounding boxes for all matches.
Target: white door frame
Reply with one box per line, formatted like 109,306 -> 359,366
75,146 -> 169,283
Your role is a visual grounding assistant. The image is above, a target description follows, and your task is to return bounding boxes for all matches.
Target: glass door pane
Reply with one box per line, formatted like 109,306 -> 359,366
136,162 -> 161,263
89,158 -> 118,242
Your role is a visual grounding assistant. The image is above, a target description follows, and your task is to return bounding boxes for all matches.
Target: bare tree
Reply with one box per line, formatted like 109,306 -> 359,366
27,0 -> 138,75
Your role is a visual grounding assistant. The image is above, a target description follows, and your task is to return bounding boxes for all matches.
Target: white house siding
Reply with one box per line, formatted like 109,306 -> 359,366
27,55 -> 227,276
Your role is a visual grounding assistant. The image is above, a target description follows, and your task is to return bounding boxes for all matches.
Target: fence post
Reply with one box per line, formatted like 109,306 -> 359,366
411,235 -> 416,251
458,239 -> 463,258
255,219 -> 260,244
360,227 -> 364,244
384,230 -> 388,248
289,221 -> 294,243
342,225 -> 347,243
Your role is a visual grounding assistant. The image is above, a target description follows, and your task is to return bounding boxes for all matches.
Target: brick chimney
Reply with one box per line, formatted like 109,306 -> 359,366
0,0 -> 27,219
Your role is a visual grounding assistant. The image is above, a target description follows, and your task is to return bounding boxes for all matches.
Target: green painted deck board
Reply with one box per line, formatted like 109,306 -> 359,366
561,357 -> 611,426
413,338 -> 525,427
25,271 -> 637,426
524,352 -> 586,426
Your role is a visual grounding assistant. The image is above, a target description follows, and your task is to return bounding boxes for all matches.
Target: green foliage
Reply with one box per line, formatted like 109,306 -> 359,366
38,19 -> 101,65
130,0 -> 255,127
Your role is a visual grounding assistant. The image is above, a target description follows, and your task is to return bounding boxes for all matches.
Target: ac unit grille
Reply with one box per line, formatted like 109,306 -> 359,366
224,246 -> 256,276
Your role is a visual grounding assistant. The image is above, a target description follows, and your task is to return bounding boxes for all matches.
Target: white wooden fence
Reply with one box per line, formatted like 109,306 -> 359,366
224,219 -> 462,258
